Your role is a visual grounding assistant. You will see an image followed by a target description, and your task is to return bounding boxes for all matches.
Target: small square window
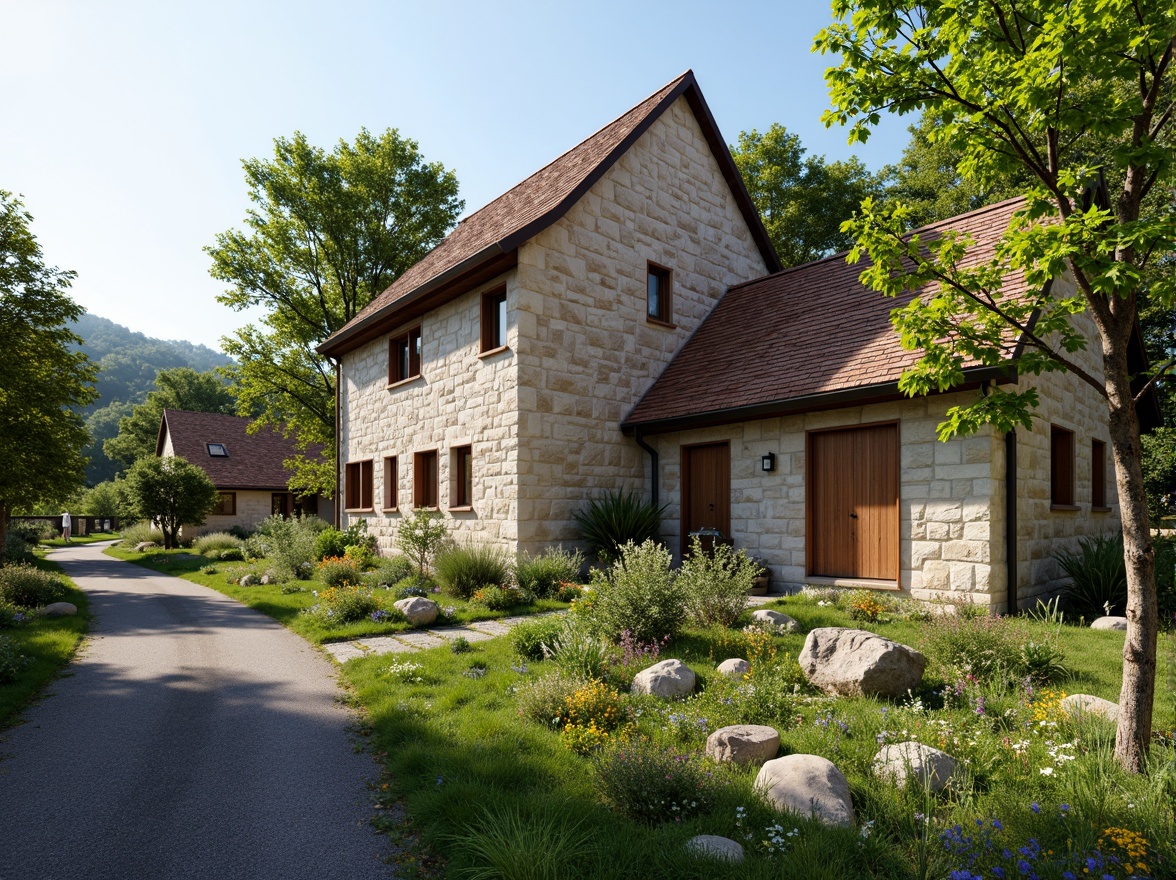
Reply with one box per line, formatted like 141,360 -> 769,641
345,460 -> 374,510
1051,425 -> 1075,507
481,288 -> 507,352
414,450 -> 438,509
646,262 -> 672,324
207,443 -> 228,457
214,492 -> 236,516
451,445 -> 473,508
383,456 -> 398,510
1092,439 -> 1108,509
389,327 -> 422,384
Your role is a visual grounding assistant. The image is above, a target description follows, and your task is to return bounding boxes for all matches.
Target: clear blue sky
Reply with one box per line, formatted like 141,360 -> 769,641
0,0 -> 915,351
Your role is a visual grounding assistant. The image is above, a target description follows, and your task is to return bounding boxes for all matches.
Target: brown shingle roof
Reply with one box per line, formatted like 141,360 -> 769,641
318,71 -> 780,357
623,198 -> 1031,433
156,410 -> 322,491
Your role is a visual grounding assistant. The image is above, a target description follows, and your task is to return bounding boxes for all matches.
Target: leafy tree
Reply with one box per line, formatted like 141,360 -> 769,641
731,123 -> 884,267
208,128 -> 463,495
104,367 -> 235,470
78,479 -> 131,521
0,191 -> 97,551
124,456 -> 219,549
816,0 -> 1175,771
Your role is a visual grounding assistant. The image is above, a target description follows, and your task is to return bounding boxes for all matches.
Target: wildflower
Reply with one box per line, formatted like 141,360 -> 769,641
1059,803 -> 1070,813
1030,802 -> 1040,814
1040,767 -> 1054,776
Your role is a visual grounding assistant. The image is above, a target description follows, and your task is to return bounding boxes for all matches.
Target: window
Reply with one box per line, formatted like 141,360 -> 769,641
646,262 -> 672,324
1050,425 -> 1075,507
1092,439 -> 1108,509
345,459 -> 374,510
414,450 -> 438,508
207,443 -> 228,457
213,492 -> 236,516
451,445 -> 473,508
481,288 -> 507,352
383,456 -> 398,510
389,326 -> 422,384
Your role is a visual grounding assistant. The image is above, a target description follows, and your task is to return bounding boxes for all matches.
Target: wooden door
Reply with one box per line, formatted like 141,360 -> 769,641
808,423 -> 898,580
681,442 -> 730,554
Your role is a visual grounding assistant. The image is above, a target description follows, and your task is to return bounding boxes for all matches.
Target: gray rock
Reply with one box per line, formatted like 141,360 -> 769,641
260,574 -> 272,586
1090,616 -> 1128,631
751,609 -> 800,632
874,741 -> 957,792
133,542 -> 157,553
755,754 -> 855,827
1061,693 -> 1119,722
798,627 -> 926,698
705,724 -> 780,766
685,835 -> 744,863
239,574 -> 257,587
716,657 -> 750,679
393,597 -> 439,627
39,602 -> 77,617
630,659 -> 696,698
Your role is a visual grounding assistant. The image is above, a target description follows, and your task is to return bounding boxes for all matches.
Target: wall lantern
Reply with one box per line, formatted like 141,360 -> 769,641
761,452 -> 776,472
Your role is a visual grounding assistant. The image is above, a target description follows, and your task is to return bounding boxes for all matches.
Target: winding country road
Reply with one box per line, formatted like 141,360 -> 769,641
0,542 -> 394,880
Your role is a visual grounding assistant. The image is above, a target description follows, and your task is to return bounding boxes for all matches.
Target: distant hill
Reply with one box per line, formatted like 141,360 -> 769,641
70,313 -> 234,485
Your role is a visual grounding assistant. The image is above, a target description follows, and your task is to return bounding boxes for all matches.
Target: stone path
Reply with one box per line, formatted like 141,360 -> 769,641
320,594 -> 784,662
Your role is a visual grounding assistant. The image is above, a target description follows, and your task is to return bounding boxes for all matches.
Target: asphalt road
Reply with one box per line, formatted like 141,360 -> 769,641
0,542 -> 395,880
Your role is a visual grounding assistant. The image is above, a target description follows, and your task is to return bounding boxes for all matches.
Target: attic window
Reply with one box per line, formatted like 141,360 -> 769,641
207,443 -> 228,457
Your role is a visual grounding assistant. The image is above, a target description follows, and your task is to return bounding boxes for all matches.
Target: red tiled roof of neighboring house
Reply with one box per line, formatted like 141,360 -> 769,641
623,198 -> 1033,433
155,410 -> 323,491
318,71 -> 780,357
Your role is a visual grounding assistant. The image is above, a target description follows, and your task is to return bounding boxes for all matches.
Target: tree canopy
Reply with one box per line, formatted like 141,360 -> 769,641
816,0 -> 1175,771
208,128 -> 463,496
125,456 -> 219,549
0,191 -> 96,552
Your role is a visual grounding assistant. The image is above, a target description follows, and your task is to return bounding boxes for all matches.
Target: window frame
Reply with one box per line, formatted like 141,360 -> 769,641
345,459 -> 374,511
383,455 -> 398,511
413,450 -> 439,509
388,326 -> 423,385
1092,438 -> 1109,510
480,287 -> 508,353
646,262 -> 673,326
207,443 -> 228,457
214,492 -> 236,516
451,445 -> 473,510
1050,425 -> 1076,509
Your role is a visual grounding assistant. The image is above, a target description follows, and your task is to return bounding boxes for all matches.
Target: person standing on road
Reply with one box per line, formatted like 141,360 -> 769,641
61,511 -> 71,543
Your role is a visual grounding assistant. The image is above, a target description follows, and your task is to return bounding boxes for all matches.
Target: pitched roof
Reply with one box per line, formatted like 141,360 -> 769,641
155,410 -> 322,491
622,198 -> 1031,433
318,71 -> 780,357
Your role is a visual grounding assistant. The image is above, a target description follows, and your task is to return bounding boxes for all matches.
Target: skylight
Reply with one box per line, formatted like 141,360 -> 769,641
207,443 -> 228,457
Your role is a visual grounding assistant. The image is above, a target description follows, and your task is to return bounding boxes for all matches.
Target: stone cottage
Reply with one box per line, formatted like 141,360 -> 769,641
317,71 -> 1157,611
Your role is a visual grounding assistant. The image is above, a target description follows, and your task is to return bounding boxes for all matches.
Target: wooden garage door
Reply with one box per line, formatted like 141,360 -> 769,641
808,423 -> 899,581
681,442 -> 730,553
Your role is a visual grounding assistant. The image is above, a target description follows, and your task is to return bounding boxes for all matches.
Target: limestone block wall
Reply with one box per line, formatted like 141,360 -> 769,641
338,274 -> 520,552
513,95 -> 770,550
193,490 -> 277,535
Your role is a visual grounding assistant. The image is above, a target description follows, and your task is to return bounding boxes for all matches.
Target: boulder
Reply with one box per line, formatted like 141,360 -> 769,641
798,628 -> 926,698
134,542 -> 157,553
1090,616 -> 1128,631
873,741 -> 957,792
393,597 -> 439,627
260,574 -> 272,586
239,574 -> 257,587
685,835 -> 744,863
751,609 -> 800,632
39,602 -> 77,617
716,657 -> 750,679
1061,693 -> 1119,722
630,659 -> 696,698
705,724 -> 780,766
755,754 -> 854,827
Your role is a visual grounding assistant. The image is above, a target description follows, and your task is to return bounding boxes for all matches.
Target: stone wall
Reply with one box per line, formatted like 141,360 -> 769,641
193,490 -> 277,535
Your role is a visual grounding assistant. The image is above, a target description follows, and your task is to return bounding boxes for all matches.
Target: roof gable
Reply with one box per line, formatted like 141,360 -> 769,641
318,71 -> 780,357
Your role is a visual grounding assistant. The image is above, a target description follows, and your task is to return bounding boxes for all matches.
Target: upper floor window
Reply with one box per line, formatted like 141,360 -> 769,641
481,288 -> 508,352
1050,425 -> 1075,508
647,262 -> 672,325
345,459 -> 374,510
1092,439 -> 1108,509
389,326 -> 422,384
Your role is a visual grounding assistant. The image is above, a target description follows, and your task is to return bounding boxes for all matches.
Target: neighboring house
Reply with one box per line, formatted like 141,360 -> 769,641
318,71 -> 1157,611
156,410 -> 333,532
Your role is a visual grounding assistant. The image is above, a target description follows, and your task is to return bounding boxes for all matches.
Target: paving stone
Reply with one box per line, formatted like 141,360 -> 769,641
394,632 -> 446,650
430,627 -> 495,643
322,642 -> 368,662
497,616 -> 535,627
466,621 -> 513,636
360,636 -> 418,655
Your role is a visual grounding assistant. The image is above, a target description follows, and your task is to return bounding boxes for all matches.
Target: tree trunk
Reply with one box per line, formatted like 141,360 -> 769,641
1103,340 -> 1159,773
0,503 -> 8,559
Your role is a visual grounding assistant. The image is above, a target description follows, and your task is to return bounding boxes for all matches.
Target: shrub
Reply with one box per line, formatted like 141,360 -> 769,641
556,582 -> 582,603
515,546 -> 584,598
1017,639 -> 1070,683
343,543 -> 375,570
510,616 -> 565,661
371,555 -> 415,586
516,672 -> 589,728
216,547 -> 244,561
1056,531 -> 1128,617
120,521 -> 163,547
450,636 -> 471,654
449,806 -> 596,880
0,598 -> 26,628
314,527 -> 348,561
583,540 -> 684,644
677,538 -> 760,627
592,740 -> 723,824
192,532 -> 244,557
847,589 -> 889,623
921,612 -> 1026,683
304,584 -> 378,624
2,533 -> 33,564
435,543 -> 512,600
0,564 -> 67,607
0,634 -> 29,683
256,514 -> 323,581
573,490 -> 665,564
317,556 -> 365,587
542,619 -> 614,681
8,520 -> 54,546
396,509 -> 449,575
471,584 -> 526,610
558,679 -> 632,753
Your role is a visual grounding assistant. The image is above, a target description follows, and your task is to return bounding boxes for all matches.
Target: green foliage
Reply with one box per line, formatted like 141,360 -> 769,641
450,636 -> 471,654
572,491 -> 664,564
448,805 -> 596,880
541,619 -> 613,681
396,508 -> 450,576
192,532 -> 244,557
209,128 -> 463,495
1018,639 -> 1071,684
0,597 -> 20,628
313,527 -> 348,561
514,546 -> 583,598
591,740 -> 723,825
77,479 -> 131,519
2,534 -> 33,565
921,612 -> 1027,684
303,584 -> 379,625
515,671 -> 590,729
7,520 -> 54,546
0,634 -> 29,683
435,542 -> 510,600
317,556 -> 365,588
471,584 -> 526,611
0,564 -> 66,608
370,554 -> 415,586
678,538 -> 760,627
731,122 -> 884,267
583,540 -> 684,644
119,521 -> 163,547
510,616 -> 566,661
124,456 -> 220,549
253,514 -> 325,580
1057,532 -> 1130,618
1141,428 -> 1176,523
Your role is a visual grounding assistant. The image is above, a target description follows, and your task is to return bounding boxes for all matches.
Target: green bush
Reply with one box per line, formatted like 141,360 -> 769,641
515,671 -> 590,728
435,543 -> 512,600
471,583 -> 526,610
370,555 -> 415,586
1056,532 -> 1128,617
0,598 -> 23,628
304,584 -> 379,625
314,527 -> 348,561
921,612 -> 1026,683
317,557 -> 365,587
0,564 -> 67,608
3,533 -> 34,564
120,521 -> 163,547
192,532 -> 244,556
1154,534 -> 1176,625
0,634 -> 29,683
677,537 -> 760,627
396,509 -> 449,575
583,540 -> 684,644
515,546 -> 584,598
255,514 -> 324,581
510,616 -> 566,660
573,490 -> 665,564
541,619 -> 614,680
8,520 -> 54,545
591,740 -> 724,825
